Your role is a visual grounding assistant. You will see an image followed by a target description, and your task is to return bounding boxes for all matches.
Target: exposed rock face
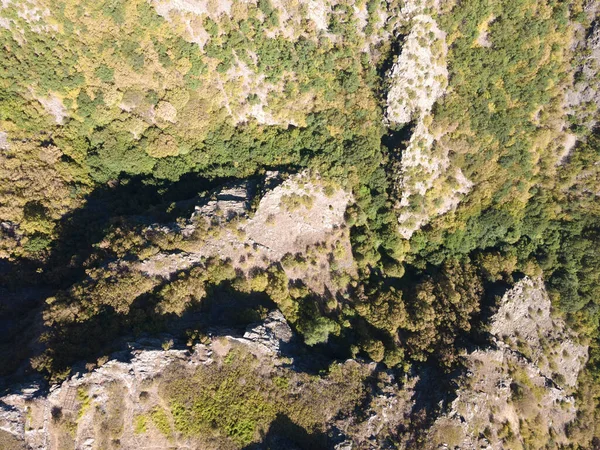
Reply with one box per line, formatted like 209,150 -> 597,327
490,277 -> 588,388
0,278 -> 588,450
243,172 -> 351,260
334,369 -> 415,450
0,312 -> 295,450
385,12 -> 472,240
437,348 -> 576,450
0,345 -> 195,450
385,15 -> 448,125
566,14 -> 600,131
475,15 -> 494,48
229,310 -> 293,356
33,93 -> 67,125
0,131 -> 8,150
394,120 -> 472,239
397,0 -> 440,21
139,171 -> 355,294
191,180 -> 255,223
333,276 -> 589,450
426,277 -> 589,450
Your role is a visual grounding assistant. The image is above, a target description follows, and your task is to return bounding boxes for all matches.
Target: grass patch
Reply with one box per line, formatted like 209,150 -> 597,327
134,415 -> 147,434
150,407 -> 172,437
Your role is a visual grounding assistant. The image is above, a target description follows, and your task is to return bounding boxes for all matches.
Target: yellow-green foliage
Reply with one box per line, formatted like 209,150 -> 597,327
168,351 -> 278,446
412,0 -> 575,258
150,407 -> 172,437
163,347 -> 369,448
155,259 -> 236,315
280,193 -> 314,211
1,0 -> 599,445
76,388 -> 91,421
0,0 -> 395,275
0,0 -> 407,381
0,140 -> 88,258
134,415 -> 147,434
46,267 -> 159,322
0,0 -> 385,184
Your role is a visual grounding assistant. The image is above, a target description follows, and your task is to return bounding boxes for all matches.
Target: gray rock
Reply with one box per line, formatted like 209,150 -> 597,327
0,131 -> 8,150
193,180 -> 256,222
231,310 -> 294,355
567,18 -> 600,131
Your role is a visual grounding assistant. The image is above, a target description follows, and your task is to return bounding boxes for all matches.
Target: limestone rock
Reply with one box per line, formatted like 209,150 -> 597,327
233,310 -> 293,355
385,14 -> 469,240
192,180 -> 255,223
386,15 -> 448,126
490,277 -> 588,388
567,17 -> 600,131
426,277 -> 589,450
139,172 -> 354,295
0,131 -> 8,150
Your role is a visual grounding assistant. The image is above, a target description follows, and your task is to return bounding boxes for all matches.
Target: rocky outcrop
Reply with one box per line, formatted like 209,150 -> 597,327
33,93 -> 67,125
0,131 -> 8,150
191,180 -> 256,223
490,277 -> 588,388
334,368 -> 415,450
0,345 -> 195,450
0,278 -> 589,450
566,4 -> 600,132
0,311 -> 295,450
139,171 -> 355,294
228,310 -> 294,356
330,278 -> 589,450
385,15 -> 448,125
426,277 -> 589,450
385,12 -> 472,239
394,120 -> 472,239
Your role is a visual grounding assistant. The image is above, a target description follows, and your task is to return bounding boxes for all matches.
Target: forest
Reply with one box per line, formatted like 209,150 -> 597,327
0,0 -> 599,449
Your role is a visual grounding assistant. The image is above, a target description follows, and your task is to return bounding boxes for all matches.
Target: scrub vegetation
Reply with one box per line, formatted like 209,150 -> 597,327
0,0 -> 599,448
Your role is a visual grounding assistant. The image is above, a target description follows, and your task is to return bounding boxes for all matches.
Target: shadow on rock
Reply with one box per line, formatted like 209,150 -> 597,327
243,413 -> 329,450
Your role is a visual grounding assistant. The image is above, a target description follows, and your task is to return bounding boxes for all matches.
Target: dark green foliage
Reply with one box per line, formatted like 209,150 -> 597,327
102,0 -> 126,24
95,65 -> 114,83
0,1 -> 598,445
23,232 -> 52,253
296,299 -> 340,346
87,134 -> 156,182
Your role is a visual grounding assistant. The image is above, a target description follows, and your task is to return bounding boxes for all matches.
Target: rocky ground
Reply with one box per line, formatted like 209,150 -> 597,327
137,170 -> 355,296
425,277 -> 588,450
0,1 -> 596,449
0,277 -> 588,450
384,5 -> 473,240
0,311 -> 296,450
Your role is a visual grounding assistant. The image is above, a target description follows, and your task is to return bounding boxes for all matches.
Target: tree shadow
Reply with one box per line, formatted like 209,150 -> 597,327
0,172 -> 247,382
400,268 -> 529,446
381,121 -> 416,160
405,361 -> 464,446
1,166 -> 386,391
192,283 -> 277,329
242,414 -> 329,450
43,172 -> 232,288
31,275 -> 351,383
376,33 -> 406,91
458,271 -> 527,353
